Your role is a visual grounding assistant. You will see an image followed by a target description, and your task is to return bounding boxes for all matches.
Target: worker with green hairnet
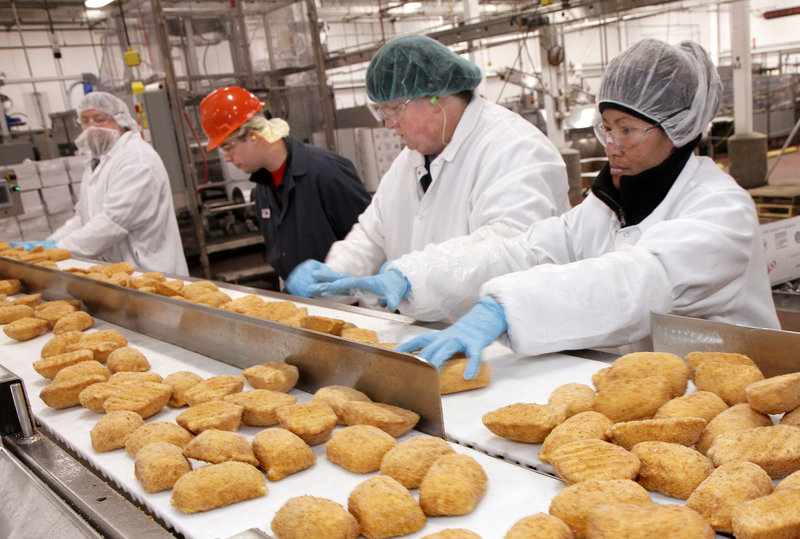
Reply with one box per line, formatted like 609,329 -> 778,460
286,34 -> 569,307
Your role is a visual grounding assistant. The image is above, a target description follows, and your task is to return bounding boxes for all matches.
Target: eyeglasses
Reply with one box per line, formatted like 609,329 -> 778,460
593,119 -> 664,149
219,136 -> 245,153
76,113 -> 114,127
377,98 -> 413,123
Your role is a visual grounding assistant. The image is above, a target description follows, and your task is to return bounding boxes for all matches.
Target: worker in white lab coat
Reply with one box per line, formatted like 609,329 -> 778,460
47,92 -> 188,275
285,34 -> 569,301
314,39 -> 780,378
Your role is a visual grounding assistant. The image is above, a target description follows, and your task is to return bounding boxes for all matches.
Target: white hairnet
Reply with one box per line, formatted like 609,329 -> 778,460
234,115 -> 290,144
597,39 -> 722,148
76,91 -> 139,131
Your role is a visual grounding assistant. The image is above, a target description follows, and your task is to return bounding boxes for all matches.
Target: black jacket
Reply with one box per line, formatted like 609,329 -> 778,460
250,137 -> 371,280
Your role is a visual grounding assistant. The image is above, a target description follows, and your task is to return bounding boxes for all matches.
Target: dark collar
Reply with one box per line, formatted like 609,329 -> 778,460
590,135 -> 700,227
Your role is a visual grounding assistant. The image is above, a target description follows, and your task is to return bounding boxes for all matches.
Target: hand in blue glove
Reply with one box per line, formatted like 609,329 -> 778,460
9,240 -> 57,251
395,296 -> 508,380
307,269 -> 410,311
285,259 -> 350,298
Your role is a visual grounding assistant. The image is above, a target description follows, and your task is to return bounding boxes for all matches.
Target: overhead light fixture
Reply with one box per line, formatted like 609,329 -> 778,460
403,2 -> 422,11
85,0 -> 114,8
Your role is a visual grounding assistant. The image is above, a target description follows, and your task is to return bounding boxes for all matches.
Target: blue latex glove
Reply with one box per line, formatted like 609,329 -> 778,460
395,296 -> 508,380
307,269 -> 410,311
284,259 -> 350,298
9,240 -> 57,251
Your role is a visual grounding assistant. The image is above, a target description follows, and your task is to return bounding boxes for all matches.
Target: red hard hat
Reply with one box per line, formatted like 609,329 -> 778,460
199,86 -> 264,150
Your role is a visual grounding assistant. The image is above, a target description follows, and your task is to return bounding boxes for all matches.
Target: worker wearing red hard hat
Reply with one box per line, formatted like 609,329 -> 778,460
199,86 -> 370,283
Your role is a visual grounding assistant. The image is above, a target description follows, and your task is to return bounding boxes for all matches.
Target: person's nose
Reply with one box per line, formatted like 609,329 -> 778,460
604,139 -> 624,156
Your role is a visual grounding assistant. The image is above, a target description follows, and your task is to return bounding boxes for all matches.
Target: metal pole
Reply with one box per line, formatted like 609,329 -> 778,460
150,0 -> 211,278
305,0 -> 336,151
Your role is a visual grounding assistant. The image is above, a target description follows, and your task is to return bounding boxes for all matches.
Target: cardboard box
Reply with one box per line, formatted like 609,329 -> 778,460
41,185 -> 74,214
0,217 -> 22,242
38,158 -> 70,187
12,160 -> 41,191
761,215 -> 800,285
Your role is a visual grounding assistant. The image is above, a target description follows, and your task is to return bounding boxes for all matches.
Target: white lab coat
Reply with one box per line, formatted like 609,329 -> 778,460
391,154 -> 780,355
324,96 -> 569,277
50,131 -> 189,275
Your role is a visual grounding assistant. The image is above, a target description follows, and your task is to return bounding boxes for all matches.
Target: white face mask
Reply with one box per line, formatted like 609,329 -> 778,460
75,126 -> 121,157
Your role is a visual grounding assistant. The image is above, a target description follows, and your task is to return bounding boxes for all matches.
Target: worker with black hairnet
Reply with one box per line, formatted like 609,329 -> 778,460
285,34 -> 570,304
317,38 -> 780,379
15,91 -> 188,275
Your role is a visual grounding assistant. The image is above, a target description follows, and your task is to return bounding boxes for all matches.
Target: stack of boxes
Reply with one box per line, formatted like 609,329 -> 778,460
0,156 -> 86,241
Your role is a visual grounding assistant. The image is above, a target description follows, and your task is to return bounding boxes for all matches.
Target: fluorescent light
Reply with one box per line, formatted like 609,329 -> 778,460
403,2 -> 422,12
85,0 -> 114,8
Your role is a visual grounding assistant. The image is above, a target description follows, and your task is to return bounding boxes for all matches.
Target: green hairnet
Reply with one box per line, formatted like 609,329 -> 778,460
366,34 -> 482,103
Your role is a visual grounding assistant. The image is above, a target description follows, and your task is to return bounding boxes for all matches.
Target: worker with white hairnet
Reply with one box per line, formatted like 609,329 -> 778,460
319,38 -> 780,379
284,34 -> 569,305
15,91 -> 188,274
199,86 -> 370,282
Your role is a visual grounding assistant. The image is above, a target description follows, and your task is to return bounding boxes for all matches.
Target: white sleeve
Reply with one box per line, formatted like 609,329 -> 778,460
54,211 -> 128,258
48,214 -> 84,242
390,221 -> 537,322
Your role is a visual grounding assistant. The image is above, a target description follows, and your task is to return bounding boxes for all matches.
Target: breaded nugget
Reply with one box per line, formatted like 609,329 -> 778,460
106,347 -> 150,373
34,301 -> 77,328
694,360 -> 764,405
252,427 -> 315,481
109,371 -> 163,384
696,403 -> 773,454
685,461 -> 774,534
175,401 -> 244,434
134,441 -> 192,493
4,317 -> 48,341
220,294 -> 263,313
438,359 -> 491,395
79,381 -> 123,412
339,327 -> 380,344
271,495 -> 359,539
171,461 -> 266,513
0,278 -> 21,295
631,441 -> 714,499
775,469 -> 800,491
223,389 -> 297,426
548,479 -> 651,538
0,304 -> 34,323
730,488 -> 800,539
184,375 -> 245,405
685,351 -> 756,382
505,513 -> 573,539
549,439 -> 640,485
482,403 -> 567,443
249,300 -> 302,322
90,410 -> 145,452
40,330 -> 83,358
179,280 -> 218,300
33,349 -> 94,379
326,425 -> 397,474
606,417 -> 707,450
34,299 -> 80,312
422,530 -> 481,539
596,352 -> 689,397
67,340 -> 122,363
103,381 -> 173,419
380,435 -> 455,489
707,424 -> 800,478
12,293 -> 42,307
276,401 -> 337,445
52,311 -> 94,334
348,475 -> 426,538
125,421 -> 194,457
195,290 -> 232,307
419,453 -> 487,516
241,361 -> 299,392
153,280 -> 181,297
301,315 -> 346,335
313,385 -> 372,423
653,390 -> 728,422
342,401 -> 420,438
548,382 -> 596,418
585,502 -> 714,538
592,376 -> 671,423
782,406 -> 800,427
182,428 -> 258,466
745,372 -> 800,414
539,411 -> 613,464
40,360 -> 110,409
77,329 -> 127,347
164,371 -> 203,407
